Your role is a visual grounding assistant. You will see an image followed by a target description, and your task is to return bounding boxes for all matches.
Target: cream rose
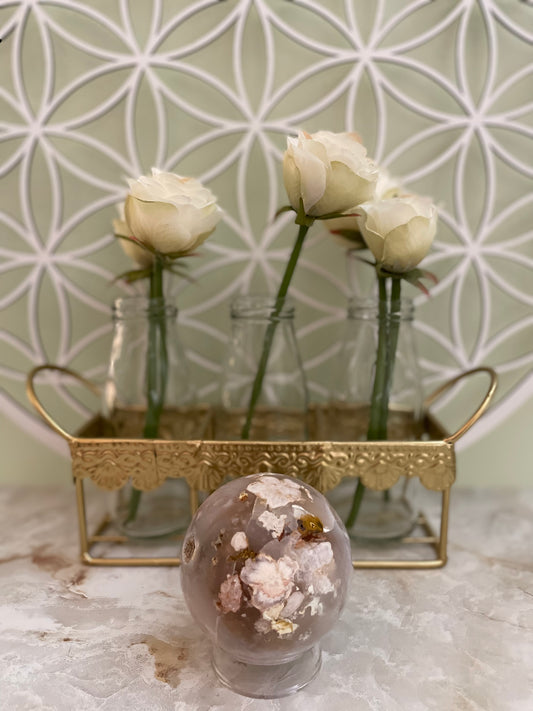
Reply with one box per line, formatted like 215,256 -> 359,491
374,169 -> 405,200
124,168 -> 222,255
282,131 -> 378,217
357,195 -> 437,272
113,206 -> 153,268
323,168 -> 405,249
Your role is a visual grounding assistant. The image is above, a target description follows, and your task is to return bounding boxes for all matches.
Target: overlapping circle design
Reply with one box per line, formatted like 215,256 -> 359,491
0,0 -> 532,453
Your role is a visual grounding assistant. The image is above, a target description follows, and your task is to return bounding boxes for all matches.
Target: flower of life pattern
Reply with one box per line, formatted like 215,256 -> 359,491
0,0 -> 531,455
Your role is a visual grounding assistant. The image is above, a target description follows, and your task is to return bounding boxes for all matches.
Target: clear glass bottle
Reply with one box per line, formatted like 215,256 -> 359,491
103,295 -> 195,538
327,295 -> 424,540
216,295 -> 309,442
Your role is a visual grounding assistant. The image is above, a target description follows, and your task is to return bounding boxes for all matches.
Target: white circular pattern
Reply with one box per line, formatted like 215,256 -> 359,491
0,0 -> 532,455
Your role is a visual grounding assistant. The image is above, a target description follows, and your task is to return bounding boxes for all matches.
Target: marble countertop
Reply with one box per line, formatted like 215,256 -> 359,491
1,486 -> 532,711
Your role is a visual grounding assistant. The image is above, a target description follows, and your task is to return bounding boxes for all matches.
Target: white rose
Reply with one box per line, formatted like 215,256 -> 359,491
113,205 -> 153,268
323,168 -> 405,249
124,168 -> 222,255
282,131 -> 378,217
357,195 -> 437,272
374,169 -> 405,200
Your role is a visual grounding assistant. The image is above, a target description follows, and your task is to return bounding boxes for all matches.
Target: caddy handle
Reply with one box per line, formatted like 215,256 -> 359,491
424,366 -> 498,444
26,364 -> 101,442
28,364 -> 497,446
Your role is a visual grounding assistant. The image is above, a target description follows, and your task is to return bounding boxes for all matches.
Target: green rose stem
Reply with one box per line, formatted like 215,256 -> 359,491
125,255 -> 168,524
240,222 -> 310,440
386,277 -> 402,404
381,277 -> 402,503
345,274 -> 402,528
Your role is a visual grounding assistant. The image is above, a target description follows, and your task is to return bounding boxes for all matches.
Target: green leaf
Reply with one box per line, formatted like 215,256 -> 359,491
113,267 -> 152,284
163,249 -> 201,260
274,204 -> 294,220
314,210 -> 360,221
166,264 -> 194,282
401,273 -> 430,296
354,255 -> 376,268
416,268 -> 438,285
390,267 -> 439,296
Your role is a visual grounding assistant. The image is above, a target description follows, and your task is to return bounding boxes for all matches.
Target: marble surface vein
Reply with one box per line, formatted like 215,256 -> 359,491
0,487 -> 532,711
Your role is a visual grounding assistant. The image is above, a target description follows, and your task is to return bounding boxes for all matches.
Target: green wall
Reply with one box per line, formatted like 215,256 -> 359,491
1,1 -> 532,487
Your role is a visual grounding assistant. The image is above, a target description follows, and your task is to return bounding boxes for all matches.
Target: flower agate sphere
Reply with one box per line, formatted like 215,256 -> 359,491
180,473 -> 352,698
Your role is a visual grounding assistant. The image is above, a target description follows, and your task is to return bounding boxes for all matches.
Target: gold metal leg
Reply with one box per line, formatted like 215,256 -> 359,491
351,490 -> 449,569
75,478 -> 90,563
76,478 -> 182,566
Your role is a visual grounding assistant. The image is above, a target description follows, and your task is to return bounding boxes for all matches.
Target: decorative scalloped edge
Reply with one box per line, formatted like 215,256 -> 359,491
69,438 -> 455,493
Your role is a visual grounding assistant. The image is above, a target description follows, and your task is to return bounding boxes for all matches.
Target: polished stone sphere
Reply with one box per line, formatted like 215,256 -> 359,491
180,472 -> 352,697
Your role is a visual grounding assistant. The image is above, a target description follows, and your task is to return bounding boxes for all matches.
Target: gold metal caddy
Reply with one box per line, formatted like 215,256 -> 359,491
26,365 -> 497,570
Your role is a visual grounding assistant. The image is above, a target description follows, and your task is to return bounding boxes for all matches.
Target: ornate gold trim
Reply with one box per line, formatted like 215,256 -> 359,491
69,435 -> 455,493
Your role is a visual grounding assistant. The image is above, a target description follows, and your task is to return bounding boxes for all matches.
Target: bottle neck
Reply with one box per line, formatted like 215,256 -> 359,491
347,296 -> 415,321
230,294 -> 295,321
112,295 -> 177,321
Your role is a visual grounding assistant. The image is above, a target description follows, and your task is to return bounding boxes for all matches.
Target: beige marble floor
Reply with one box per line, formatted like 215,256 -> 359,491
0,486 -> 532,710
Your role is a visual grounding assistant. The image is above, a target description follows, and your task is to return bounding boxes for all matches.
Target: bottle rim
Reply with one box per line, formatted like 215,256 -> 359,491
230,294 -> 295,319
347,295 -> 415,320
111,295 -> 177,320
